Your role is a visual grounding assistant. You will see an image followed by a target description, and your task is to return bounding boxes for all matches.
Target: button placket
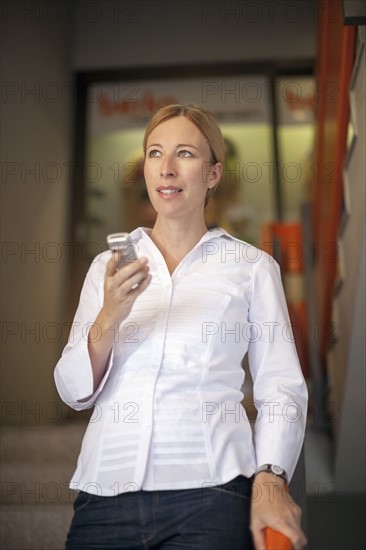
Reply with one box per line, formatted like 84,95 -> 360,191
134,277 -> 173,485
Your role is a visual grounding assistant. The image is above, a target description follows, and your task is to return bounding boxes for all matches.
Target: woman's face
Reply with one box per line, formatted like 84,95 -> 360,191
144,116 -> 222,221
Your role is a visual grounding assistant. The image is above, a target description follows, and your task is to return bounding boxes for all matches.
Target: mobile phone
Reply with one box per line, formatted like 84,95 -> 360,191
106,233 -> 139,266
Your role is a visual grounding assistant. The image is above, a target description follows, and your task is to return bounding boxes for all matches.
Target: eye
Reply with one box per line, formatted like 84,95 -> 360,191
148,149 -> 161,158
177,150 -> 193,158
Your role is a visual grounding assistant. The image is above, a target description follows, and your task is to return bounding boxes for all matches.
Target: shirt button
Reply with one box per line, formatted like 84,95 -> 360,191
151,363 -> 158,370
160,307 -> 166,312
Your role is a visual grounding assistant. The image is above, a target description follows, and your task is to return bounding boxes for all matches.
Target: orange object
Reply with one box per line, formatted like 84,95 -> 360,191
265,484 -> 292,549
260,222 -> 304,273
287,301 -> 309,378
265,527 -> 292,550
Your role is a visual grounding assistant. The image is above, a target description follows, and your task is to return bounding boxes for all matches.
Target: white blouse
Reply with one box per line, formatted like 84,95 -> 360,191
54,227 -> 308,496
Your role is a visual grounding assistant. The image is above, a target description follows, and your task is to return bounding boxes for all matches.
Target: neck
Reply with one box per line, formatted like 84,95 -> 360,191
150,216 -> 209,267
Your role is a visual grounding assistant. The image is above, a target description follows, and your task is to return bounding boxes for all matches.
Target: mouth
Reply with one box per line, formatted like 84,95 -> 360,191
157,186 -> 183,198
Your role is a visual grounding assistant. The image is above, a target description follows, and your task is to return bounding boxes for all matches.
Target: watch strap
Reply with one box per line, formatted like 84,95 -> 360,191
255,464 -> 288,484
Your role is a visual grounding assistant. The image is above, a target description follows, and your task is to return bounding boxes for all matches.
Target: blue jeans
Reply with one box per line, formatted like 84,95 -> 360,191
65,475 -> 254,549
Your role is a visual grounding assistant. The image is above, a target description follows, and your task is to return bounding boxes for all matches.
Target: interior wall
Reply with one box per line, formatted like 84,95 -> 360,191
73,0 -> 317,69
1,2 -> 73,423
333,26 -> 366,490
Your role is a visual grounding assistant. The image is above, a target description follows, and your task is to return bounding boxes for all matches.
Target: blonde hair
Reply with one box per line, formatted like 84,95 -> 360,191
143,104 -> 225,205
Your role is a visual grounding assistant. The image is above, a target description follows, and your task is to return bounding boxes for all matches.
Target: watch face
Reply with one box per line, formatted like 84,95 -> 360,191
271,465 -> 284,476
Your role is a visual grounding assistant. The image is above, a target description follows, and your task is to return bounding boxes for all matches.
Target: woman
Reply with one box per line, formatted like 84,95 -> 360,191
55,104 -> 308,549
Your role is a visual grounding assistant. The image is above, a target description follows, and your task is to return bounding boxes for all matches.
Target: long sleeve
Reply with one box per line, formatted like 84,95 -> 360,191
248,253 -> 308,481
54,252 -> 114,410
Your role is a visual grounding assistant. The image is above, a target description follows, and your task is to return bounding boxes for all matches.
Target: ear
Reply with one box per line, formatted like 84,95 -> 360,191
207,162 -> 223,189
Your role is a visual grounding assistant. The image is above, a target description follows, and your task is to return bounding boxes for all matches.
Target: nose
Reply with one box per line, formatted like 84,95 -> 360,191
160,155 -> 176,177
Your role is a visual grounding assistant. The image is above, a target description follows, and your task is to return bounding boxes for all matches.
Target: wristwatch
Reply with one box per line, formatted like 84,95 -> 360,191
255,464 -> 288,484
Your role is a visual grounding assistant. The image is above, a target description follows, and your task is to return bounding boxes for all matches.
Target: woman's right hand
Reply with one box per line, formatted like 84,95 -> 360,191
102,251 -> 151,325
84,252 -> 151,396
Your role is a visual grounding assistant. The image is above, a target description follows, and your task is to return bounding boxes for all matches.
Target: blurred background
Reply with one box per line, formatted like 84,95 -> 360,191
1,0 -> 365,548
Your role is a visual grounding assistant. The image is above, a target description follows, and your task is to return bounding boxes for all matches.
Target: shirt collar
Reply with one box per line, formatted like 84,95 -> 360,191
131,226 -> 234,245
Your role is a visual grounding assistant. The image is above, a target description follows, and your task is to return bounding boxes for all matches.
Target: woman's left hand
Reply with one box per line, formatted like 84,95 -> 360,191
250,472 -> 307,550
